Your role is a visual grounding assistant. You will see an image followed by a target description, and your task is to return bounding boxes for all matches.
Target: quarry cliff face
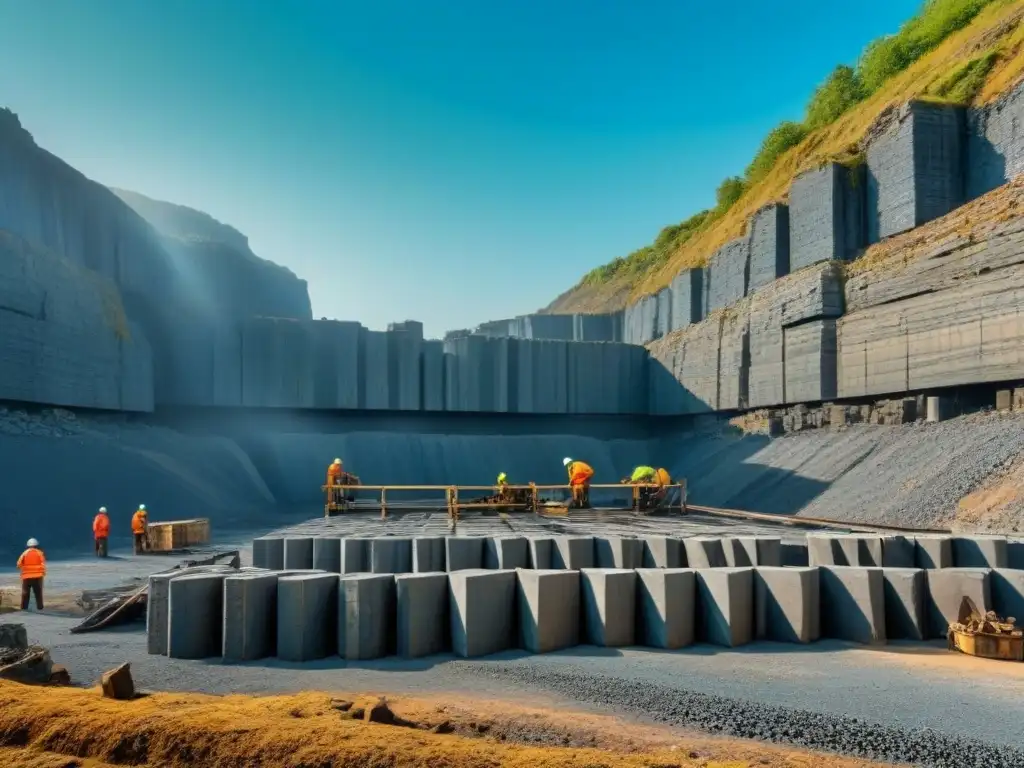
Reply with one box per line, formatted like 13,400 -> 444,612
0,108 -> 312,410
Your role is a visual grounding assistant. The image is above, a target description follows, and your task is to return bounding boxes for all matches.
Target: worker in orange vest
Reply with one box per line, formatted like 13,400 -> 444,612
93,506 -> 111,558
16,538 -> 46,610
131,505 -> 149,554
563,457 -> 595,509
326,458 -> 344,504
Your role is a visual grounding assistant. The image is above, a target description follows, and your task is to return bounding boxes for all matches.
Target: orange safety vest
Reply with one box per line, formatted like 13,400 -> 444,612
568,461 -> 594,486
327,464 -> 343,485
655,468 -> 671,486
16,548 -> 46,580
93,513 -> 110,539
131,511 -> 147,534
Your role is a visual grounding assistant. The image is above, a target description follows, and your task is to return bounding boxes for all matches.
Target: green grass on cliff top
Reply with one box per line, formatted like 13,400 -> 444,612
548,0 -> 1024,314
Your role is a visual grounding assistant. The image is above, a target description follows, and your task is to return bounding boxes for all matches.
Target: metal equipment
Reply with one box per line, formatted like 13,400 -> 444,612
948,596 -> 1023,662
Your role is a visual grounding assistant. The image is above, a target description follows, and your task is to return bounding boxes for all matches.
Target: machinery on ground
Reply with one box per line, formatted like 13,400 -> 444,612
948,596 -> 1023,662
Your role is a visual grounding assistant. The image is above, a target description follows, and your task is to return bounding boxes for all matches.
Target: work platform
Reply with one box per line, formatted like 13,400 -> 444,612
321,482 -> 688,520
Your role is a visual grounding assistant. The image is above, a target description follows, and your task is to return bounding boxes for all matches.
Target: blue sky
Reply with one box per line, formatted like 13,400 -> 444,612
0,0 -> 920,338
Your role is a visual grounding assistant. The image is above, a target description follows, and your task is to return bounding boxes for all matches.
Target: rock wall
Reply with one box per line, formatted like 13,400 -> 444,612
790,163 -> 865,270
669,269 -> 703,331
747,204 -> 790,291
705,237 -> 749,313
967,79 -> 1024,200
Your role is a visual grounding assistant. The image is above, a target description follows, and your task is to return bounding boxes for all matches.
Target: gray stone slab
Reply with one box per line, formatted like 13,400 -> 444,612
754,567 -> 820,644
552,536 -> 595,570
991,569 -> 1024,623
953,536 -> 1008,568
484,537 -> 529,569
283,537 -> 314,570
529,538 -> 554,569
727,537 -> 782,567
338,573 -> 394,660
683,537 -> 728,569
396,573 -> 449,658
340,538 -> 368,574
580,569 -> 637,647
882,567 -> 927,641
167,573 -> 227,659
277,572 -> 339,661
881,535 -> 915,568
914,535 -> 953,569
312,537 -> 341,573
641,536 -> 683,568
594,537 -> 643,569
636,568 -> 695,649
781,541 -> 809,567
252,537 -> 284,570
696,567 -> 754,648
807,535 -> 882,566
819,566 -> 886,644
369,537 -> 412,574
412,537 -> 446,573
147,572 -> 179,656
446,537 -> 485,571
223,572 -> 279,661
925,568 -> 991,640
1009,540 -> 1024,570
517,569 -> 581,653
449,569 -> 516,658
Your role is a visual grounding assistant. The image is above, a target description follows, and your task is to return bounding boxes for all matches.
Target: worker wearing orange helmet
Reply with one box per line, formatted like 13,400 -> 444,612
563,457 -> 594,509
93,506 -> 111,558
16,538 -> 46,610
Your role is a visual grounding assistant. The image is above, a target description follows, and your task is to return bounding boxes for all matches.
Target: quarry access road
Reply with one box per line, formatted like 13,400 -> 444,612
11,610 -> 1024,768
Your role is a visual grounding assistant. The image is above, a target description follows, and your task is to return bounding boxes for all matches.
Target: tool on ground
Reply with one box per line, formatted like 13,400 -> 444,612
947,596 -> 1023,662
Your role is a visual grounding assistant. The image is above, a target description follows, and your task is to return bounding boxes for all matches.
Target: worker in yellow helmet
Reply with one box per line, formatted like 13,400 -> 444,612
563,457 -> 594,509
496,472 -> 513,503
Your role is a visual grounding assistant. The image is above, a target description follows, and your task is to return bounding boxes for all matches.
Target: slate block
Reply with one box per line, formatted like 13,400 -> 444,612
147,572 -> 179,656
529,538 -> 555,569
283,537 -> 314,570
882,567 -> 927,641
1010,541 -> 1024,570
338,574 -> 395,660
277,573 -> 339,662
819,566 -> 886,644
790,162 -> 865,268
636,568 -> 696,649
696,568 -> 754,647
747,203 -> 790,291
914,535 -> 953,569
642,536 -> 684,568
446,537 -> 485,571
807,535 -> 882,567
370,537 -> 412,574
594,537 -> 643,569
412,537 -> 446,573
953,536 -> 1008,568
552,536 -> 595,570
727,537 -> 782,567
684,537 -> 728,568
340,538 -> 368,574
991,569 -> 1024,623
396,573 -> 450,658
252,537 -> 285,570
670,269 -> 704,330
449,569 -> 516,658
223,572 -> 279,661
484,537 -> 529,569
881,535 -> 916,568
754,567 -> 820,643
580,569 -> 637,647
312,537 -> 341,573
925,568 -> 991,640
168,573 -> 228,659
517,569 -> 581,653
781,541 -> 809,567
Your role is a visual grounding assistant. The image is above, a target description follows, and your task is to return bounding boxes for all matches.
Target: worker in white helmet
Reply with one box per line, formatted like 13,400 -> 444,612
131,505 -> 149,554
93,506 -> 111,558
563,457 -> 595,509
16,538 -> 46,610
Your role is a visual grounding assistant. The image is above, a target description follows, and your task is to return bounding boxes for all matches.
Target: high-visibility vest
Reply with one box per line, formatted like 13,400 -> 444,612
93,514 -> 110,538
17,548 -> 46,580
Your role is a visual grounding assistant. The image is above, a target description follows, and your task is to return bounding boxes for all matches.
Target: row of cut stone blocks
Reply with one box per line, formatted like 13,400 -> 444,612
253,533 -> 1024,574
148,563 -> 1024,664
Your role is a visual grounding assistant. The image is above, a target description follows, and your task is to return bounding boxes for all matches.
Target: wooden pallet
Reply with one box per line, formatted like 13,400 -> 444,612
147,518 -> 210,552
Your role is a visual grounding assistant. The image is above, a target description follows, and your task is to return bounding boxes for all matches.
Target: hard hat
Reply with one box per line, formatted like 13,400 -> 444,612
563,457 -> 572,467
26,538 -> 38,548
139,505 -> 147,511
497,472 -> 507,483
99,507 -> 107,513
333,458 -> 342,465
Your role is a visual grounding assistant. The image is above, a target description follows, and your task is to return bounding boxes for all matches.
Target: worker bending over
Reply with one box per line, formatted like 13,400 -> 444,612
131,505 -> 149,554
624,466 -> 672,510
563,457 -> 594,509
16,538 -> 46,610
496,472 -> 512,501
93,506 -> 110,558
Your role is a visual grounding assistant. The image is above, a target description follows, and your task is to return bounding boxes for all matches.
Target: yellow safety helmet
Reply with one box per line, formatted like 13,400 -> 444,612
497,472 -> 507,483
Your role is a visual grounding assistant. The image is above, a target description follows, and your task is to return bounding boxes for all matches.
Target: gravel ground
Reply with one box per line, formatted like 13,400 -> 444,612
10,612 -> 1024,767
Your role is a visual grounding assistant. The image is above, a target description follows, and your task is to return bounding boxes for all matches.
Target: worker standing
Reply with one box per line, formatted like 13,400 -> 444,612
327,458 -> 344,505
16,538 -> 46,611
563,457 -> 594,509
93,506 -> 111,558
131,505 -> 149,555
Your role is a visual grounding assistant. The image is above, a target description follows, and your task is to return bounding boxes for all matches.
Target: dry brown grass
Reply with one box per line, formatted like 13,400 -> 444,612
552,0 -> 1024,313
0,682 -> 896,768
